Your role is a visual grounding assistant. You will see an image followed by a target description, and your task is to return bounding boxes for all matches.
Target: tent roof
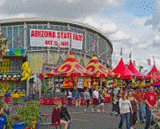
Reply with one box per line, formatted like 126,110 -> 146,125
128,60 -> 143,78
50,51 -> 88,77
152,81 -> 160,86
146,64 -> 160,79
112,58 -> 133,79
85,55 -> 108,78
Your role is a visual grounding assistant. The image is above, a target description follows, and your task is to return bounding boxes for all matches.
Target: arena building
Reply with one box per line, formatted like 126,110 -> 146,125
0,18 -> 113,75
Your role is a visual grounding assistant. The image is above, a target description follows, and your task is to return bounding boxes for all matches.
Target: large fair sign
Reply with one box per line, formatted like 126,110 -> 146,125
30,29 -> 83,50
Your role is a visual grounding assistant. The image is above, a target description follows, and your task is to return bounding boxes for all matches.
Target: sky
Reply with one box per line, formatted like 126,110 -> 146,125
0,0 -> 160,73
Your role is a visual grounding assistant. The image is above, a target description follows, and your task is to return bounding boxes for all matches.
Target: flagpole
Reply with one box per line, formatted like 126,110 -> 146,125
84,29 -> 87,66
68,24 -> 72,55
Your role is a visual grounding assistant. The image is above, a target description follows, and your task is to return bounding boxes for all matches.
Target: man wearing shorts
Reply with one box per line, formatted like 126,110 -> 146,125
92,87 -> 100,112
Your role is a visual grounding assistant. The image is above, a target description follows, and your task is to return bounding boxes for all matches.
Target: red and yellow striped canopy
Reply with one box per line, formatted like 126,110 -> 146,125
50,51 -> 88,77
85,55 -> 108,78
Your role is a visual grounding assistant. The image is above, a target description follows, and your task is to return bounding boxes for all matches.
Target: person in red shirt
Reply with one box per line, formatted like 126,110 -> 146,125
133,89 -> 144,124
144,86 -> 158,129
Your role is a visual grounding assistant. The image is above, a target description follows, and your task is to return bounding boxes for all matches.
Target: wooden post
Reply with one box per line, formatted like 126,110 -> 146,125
26,80 -> 29,97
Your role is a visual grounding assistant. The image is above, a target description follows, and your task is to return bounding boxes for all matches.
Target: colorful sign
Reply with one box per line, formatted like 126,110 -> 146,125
30,29 -> 83,50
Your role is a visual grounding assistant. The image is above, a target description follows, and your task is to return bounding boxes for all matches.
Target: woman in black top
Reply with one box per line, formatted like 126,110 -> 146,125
60,102 -> 71,129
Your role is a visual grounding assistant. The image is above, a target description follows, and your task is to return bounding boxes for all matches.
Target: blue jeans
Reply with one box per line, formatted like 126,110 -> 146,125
145,109 -> 151,129
118,112 -> 130,129
138,104 -> 144,122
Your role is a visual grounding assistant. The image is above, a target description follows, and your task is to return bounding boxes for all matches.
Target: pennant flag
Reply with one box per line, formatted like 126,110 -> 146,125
147,59 -> 151,66
153,56 -> 155,65
129,51 -> 131,58
120,48 -> 122,56
133,60 -> 136,66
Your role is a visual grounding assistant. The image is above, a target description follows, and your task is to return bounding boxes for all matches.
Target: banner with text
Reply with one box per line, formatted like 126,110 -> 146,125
30,29 -> 83,50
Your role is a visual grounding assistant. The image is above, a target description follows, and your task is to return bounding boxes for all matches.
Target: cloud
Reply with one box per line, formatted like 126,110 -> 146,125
84,18 -> 100,28
101,23 -> 117,33
0,13 -> 36,19
109,31 -> 130,41
0,0 -> 5,6
145,0 -> 160,29
0,0 -> 124,19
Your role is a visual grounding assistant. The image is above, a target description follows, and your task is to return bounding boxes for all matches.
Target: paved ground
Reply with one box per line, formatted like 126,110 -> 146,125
39,103 -> 146,129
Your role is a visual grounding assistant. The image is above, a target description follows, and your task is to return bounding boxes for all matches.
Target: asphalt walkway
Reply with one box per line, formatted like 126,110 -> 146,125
39,103 -> 146,129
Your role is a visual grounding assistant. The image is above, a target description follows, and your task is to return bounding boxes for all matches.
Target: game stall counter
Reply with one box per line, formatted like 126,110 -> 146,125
0,49 -> 28,101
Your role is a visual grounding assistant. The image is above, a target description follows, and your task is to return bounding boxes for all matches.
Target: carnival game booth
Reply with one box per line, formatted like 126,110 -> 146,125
0,49 -> 28,102
40,51 -> 89,105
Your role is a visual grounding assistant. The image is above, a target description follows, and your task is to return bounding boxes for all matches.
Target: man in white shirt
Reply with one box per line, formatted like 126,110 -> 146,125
92,87 -> 100,112
67,90 -> 72,106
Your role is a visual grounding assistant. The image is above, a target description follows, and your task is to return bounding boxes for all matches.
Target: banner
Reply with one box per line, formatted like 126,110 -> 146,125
30,29 -> 83,50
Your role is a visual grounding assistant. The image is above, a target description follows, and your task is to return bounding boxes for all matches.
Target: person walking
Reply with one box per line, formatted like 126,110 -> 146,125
144,86 -> 158,129
60,102 -> 71,129
92,87 -> 100,112
52,102 -> 61,126
111,93 -> 119,116
118,92 -> 132,129
67,90 -> 72,107
128,92 -> 138,129
99,90 -> 105,112
134,89 -> 144,124
74,89 -> 81,108
83,88 -> 91,111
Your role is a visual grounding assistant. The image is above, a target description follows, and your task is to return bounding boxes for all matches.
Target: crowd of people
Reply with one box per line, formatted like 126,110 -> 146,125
0,83 -> 160,129
61,84 -> 159,129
